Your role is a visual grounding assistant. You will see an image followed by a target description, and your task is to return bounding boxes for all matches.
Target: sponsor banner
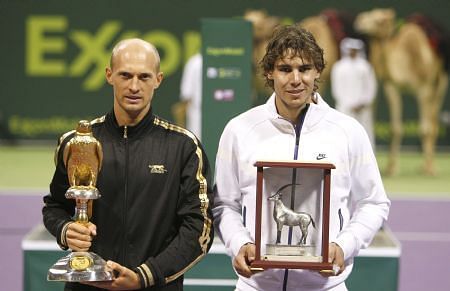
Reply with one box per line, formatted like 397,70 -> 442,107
202,18 -> 252,168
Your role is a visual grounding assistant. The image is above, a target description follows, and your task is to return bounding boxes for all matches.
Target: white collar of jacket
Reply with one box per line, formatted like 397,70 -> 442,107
264,92 -> 331,134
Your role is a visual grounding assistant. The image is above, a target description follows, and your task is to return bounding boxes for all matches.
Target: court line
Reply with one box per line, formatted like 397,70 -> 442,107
394,231 -> 450,242
184,279 -> 237,286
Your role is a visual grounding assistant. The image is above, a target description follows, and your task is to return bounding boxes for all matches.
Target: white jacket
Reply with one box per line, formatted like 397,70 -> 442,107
213,93 -> 390,290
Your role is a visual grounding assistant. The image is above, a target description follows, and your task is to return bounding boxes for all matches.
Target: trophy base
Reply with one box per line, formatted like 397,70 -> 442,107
66,186 -> 100,200
264,244 -> 322,262
48,251 -> 114,282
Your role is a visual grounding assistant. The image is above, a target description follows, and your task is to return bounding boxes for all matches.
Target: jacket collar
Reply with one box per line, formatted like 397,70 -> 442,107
105,107 -> 155,139
265,92 -> 330,133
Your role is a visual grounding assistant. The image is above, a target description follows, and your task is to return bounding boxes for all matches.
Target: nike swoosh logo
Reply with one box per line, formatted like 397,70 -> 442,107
316,154 -> 327,160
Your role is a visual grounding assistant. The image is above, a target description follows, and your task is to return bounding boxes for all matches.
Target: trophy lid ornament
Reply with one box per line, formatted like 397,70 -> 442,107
63,120 -> 103,200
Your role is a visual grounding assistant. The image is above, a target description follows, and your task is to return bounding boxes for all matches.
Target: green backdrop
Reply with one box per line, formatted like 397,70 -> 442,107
1,0 -> 449,146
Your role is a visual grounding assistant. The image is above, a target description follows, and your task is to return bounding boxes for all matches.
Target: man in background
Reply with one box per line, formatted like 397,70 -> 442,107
331,37 -> 377,148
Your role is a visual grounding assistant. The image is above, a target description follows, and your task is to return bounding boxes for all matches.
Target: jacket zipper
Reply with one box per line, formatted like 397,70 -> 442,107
287,104 -> 308,243
122,125 -> 129,264
283,104 -> 309,291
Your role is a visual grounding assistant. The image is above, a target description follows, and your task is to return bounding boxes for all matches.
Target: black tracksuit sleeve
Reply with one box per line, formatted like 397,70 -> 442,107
135,140 -> 214,288
42,136 -> 75,248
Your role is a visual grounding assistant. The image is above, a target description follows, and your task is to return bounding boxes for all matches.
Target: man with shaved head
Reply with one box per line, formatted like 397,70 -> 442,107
43,38 -> 214,290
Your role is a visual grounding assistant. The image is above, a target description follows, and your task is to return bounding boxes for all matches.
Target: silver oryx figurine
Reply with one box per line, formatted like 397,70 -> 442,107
268,184 -> 316,245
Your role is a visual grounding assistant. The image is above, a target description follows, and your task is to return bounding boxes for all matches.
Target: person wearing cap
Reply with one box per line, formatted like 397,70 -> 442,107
331,37 -> 377,149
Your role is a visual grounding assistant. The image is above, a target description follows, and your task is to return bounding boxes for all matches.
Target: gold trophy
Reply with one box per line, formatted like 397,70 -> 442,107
48,120 -> 113,282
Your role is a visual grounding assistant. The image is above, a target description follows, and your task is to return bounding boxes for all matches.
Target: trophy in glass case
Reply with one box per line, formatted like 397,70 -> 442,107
48,120 -> 113,282
250,160 -> 336,272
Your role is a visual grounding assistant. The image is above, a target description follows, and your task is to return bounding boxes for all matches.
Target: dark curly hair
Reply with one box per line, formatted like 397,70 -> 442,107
260,24 -> 325,91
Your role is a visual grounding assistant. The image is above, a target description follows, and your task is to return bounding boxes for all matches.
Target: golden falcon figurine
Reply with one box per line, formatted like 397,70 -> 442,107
64,120 -> 103,194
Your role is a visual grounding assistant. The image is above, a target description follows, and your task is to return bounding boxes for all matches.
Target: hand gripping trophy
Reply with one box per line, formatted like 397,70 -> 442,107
48,120 -> 113,282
